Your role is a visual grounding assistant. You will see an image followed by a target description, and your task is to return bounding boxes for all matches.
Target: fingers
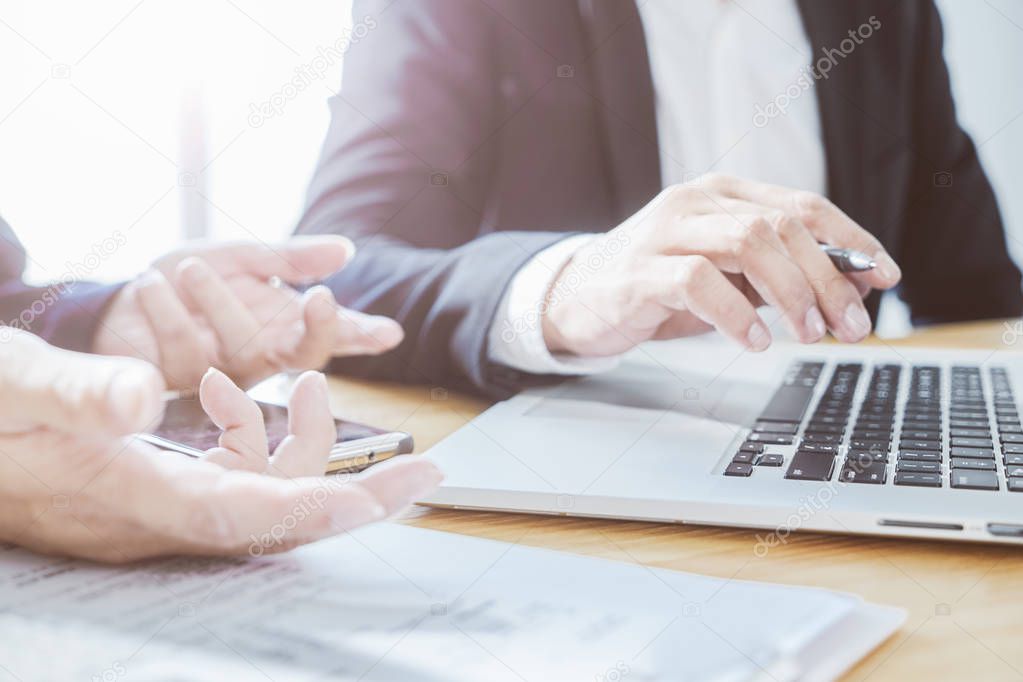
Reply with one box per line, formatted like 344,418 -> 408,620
643,255 -> 771,351
351,456 -> 444,517
0,329 -> 165,436
268,371 -> 337,478
135,269 -> 216,388
703,174 -> 900,289
768,213 -> 872,342
169,236 -> 355,285
199,367 -> 269,472
176,257 -> 265,368
277,286 -> 404,369
661,215 -> 826,343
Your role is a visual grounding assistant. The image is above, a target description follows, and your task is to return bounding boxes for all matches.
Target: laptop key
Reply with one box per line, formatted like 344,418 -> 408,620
949,447 -> 994,459
897,460 -> 941,473
949,419 -> 989,429
733,451 -> 755,464
755,453 -> 784,467
1010,479 -> 1023,492
785,452 -> 835,481
753,421 -> 798,434
840,460 -> 887,484
950,458 -> 997,471
847,449 -> 888,464
900,440 -> 941,451
747,433 -> 793,445
802,433 -> 842,444
894,472 -> 942,487
804,423 -> 844,434
950,429 -> 991,439
1002,443 -> 1023,454
724,462 -> 753,477
739,442 -> 765,453
1005,454 -> 1023,466
899,450 -> 942,462
950,470 -> 999,491
758,385 -> 815,424
1005,466 -> 1023,477
900,430 -> 940,441
798,443 -> 837,454
1000,433 -> 1023,443
950,438 -> 994,449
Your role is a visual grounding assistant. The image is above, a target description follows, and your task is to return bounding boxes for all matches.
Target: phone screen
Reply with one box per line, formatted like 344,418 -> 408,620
151,397 -> 389,453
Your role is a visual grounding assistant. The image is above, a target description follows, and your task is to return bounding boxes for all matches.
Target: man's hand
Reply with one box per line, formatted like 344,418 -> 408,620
0,329 -> 441,563
94,236 -> 404,389
542,174 -> 902,357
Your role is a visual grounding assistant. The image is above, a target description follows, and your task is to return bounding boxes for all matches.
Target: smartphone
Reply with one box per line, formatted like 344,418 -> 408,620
140,397 -> 414,474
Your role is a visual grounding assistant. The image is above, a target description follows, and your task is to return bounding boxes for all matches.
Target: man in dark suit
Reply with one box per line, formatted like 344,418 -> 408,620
298,0 -> 1022,398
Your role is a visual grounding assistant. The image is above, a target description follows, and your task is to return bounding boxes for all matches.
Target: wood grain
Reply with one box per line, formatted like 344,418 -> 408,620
323,320 -> 1023,681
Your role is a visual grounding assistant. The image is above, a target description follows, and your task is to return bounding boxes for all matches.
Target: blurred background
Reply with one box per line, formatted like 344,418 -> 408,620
2,0 -> 1022,335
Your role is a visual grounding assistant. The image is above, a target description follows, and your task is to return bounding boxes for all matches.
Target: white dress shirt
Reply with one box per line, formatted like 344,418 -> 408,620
487,0 -> 827,375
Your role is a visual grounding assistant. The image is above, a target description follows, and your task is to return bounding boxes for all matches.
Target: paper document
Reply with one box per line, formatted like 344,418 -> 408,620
0,524 -> 902,681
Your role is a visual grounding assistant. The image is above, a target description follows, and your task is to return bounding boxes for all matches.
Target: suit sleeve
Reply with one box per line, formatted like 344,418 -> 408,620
896,1 -> 1023,324
296,0 -> 571,397
0,216 -> 123,352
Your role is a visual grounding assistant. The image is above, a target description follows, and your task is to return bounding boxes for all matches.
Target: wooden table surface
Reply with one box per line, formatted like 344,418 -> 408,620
320,320 -> 1023,681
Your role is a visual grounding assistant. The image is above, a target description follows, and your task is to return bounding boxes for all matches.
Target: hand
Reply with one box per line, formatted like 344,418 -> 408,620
542,174 -> 902,357
94,236 -> 404,390
0,329 -> 442,563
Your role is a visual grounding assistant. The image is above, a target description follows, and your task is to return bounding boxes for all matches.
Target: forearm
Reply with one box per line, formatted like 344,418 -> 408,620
0,279 -> 124,352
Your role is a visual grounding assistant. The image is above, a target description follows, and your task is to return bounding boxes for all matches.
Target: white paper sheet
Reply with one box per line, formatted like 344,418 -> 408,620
0,523 -> 902,682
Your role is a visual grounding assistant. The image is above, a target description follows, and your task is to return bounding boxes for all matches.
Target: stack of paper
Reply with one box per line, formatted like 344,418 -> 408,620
0,524 -> 902,681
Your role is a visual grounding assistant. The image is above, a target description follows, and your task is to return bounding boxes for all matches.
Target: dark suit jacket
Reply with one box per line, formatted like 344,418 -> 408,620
297,0 -> 1023,398
0,217 -> 122,351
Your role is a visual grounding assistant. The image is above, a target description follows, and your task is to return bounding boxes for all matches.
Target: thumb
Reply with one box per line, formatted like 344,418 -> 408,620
0,328 -> 166,436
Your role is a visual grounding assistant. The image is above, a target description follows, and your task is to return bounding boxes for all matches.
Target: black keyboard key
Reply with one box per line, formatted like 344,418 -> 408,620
894,472 -> 942,487
732,451 -> 755,464
950,438 -> 994,449
1005,465 -> 1023,477
758,385 -> 814,424
949,419 -> 989,429
950,458 -> 997,471
900,430 -> 940,441
804,423 -> 844,434
1009,479 -> 1023,492
1000,433 -> 1023,443
1005,454 -> 1023,466
901,420 -> 941,431
785,452 -> 835,481
950,429 -> 991,439
900,440 -> 940,451
724,462 -> 753,477
756,453 -> 784,467
950,470 -> 999,491
753,421 -> 798,434
949,447 -> 994,459
739,442 -> 765,453
1003,444 -> 1023,454
847,449 -> 888,464
802,433 -> 842,444
798,443 -> 838,454
897,460 -> 941,473
840,460 -> 887,484
747,433 -> 793,445
899,450 -> 942,462
998,424 -> 1023,434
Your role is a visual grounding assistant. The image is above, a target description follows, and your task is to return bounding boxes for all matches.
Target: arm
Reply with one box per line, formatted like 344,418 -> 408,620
0,216 -> 123,352
296,0 -> 573,397
896,1 -> 1023,324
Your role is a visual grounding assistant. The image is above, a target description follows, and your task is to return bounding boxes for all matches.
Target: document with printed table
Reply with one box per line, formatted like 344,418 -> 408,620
0,523 -> 903,681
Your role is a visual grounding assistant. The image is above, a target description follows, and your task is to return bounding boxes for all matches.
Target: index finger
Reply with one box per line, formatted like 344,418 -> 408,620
190,236 -> 355,284
710,175 -> 901,289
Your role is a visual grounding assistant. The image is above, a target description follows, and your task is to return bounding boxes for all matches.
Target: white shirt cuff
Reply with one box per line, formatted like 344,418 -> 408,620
487,235 -> 622,376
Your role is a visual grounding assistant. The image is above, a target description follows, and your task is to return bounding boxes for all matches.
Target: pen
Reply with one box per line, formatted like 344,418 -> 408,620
819,244 -> 876,272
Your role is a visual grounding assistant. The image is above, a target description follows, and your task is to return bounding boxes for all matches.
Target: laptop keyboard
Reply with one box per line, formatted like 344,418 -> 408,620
723,361 -> 1023,492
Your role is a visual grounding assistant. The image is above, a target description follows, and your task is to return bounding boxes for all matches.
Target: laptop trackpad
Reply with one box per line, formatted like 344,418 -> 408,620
523,363 -> 771,427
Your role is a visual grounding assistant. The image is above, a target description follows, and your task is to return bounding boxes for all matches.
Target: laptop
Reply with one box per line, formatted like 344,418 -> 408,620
424,335 -> 1023,545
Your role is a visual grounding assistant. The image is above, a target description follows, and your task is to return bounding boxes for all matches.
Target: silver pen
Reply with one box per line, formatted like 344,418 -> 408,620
819,244 -> 876,272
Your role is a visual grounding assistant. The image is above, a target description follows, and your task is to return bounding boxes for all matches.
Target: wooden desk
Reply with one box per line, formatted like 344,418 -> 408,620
322,320 -> 1023,681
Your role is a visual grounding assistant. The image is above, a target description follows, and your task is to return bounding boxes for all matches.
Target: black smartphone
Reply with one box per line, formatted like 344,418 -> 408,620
140,397 -> 414,474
